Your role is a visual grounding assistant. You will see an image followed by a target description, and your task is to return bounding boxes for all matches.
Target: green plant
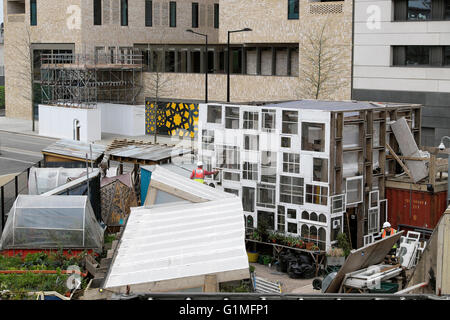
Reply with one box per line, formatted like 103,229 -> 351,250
249,265 -> 255,274
249,230 -> 262,242
0,86 -> 5,109
337,232 -> 352,257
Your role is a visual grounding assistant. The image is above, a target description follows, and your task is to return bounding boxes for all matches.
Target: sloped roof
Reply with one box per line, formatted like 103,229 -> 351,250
42,139 -> 105,161
103,198 -> 249,288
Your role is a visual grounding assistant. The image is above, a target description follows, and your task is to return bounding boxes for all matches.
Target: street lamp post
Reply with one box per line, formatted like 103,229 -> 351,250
186,29 -> 208,103
438,136 -> 450,205
227,28 -> 252,103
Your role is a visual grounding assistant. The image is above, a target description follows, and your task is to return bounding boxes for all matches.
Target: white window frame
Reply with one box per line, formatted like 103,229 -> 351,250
346,176 -> 363,205
369,190 -> 379,209
368,207 -> 380,235
331,194 -> 346,215
243,110 -> 259,130
261,109 -> 276,133
282,152 -> 300,174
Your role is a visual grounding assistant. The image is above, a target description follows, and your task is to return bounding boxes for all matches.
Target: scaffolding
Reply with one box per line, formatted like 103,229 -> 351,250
40,50 -> 144,108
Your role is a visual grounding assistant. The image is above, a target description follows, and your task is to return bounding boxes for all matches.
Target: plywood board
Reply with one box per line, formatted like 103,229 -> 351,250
324,231 -> 404,293
390,117 -> 428,183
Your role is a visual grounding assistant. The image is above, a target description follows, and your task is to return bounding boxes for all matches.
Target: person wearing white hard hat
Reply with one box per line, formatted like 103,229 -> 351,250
190,161 -> 218,184
381,221 -> 398,253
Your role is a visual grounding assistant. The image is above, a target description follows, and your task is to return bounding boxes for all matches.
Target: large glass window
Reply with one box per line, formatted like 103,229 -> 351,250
225,107 -> 240,129
243,162 -> 258,180
302,122 -> 325,152
121,0 -> 128,26
216,145 -> 240,170
243,187 -> 255,213
214,3 -> 220,28
282,110 -> 298,134
145,0 -> 153,27
261,151 -> 277,184
313,158 -> 328,182
170,1 -> 177,27
94,0 -> 102,25
207,105 -> 222,123
257,184 -> 276,209
408,0 -> 431,20
283,153 -> 300,174
305,184 -> 328,206
280,176 -> 304,205
406,46 -> 430,65
244,135 -> 259,151
262,109 -> 276,132
257,210 -> 275,230
30,0 -> 37,26
192,2 -> 199,28
243,111 -> 259,130
288,0 -> 299,19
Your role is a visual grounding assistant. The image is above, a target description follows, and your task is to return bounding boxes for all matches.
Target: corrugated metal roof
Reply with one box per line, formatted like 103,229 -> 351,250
42,140 -> 105,161
148,165 -> 236,201
142,162 -> 197,179
108,144 -> 192,162
103,198 -> 249,289
261,100 -> 384,112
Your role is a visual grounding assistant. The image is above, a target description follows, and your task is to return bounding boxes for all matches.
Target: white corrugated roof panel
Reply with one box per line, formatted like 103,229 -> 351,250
103,198 -> 249,289
148,165 -> 236,201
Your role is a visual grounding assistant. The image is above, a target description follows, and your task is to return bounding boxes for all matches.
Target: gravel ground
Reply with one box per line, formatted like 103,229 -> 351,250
250,262 -> 321,294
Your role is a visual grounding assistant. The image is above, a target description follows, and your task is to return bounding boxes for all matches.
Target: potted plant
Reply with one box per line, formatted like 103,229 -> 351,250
305,242 -> 315,251
326,247 -> 346,266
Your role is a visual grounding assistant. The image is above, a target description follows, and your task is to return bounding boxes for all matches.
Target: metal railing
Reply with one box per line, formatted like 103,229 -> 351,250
0,160 -> 43,233
40,52 -> 144,67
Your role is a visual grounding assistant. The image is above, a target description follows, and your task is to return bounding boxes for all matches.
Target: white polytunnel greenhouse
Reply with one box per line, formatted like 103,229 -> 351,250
0,195 -> 104,250
28,167 -> 90,195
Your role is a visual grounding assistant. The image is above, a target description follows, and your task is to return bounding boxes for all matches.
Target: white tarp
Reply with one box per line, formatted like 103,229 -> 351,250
103,198 -> 249,289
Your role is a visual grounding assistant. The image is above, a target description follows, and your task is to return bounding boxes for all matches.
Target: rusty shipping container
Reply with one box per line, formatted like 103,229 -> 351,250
386,187 -> 447,230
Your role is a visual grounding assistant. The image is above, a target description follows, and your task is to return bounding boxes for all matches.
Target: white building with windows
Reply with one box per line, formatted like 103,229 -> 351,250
197,100 -> 420,249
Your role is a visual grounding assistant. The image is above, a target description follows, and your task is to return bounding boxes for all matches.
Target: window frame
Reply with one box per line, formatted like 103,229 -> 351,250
243,111 -> 259,130
305,184 -> 328,206
121,0 -> 128,26
282,152 -> 300,174
170,1 -> 177,28
257,184 -> 276,209
30,0 -> 37,26
214,3 -> 220,28
302,122 -> 325,152
225,106 -> 240,129
282,110 -> 298,134
288,0 -> 299,20
145,0 -> 153,27
243,162 -> 258,181
192,2 -> 199,28
279,175 -> 304,205
262,109 -> 276,132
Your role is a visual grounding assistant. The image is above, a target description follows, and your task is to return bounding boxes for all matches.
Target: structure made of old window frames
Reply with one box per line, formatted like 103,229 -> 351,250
257,184 -> 276,208
207,105 -> 222,123
313,158 -> 328,182
242,187 -> 255,213
244,134 -> 259,151
277,205 -> 285,232
282,110 -> 298,134
368,207 -> 380,234
301,224 -> 326,250
331,194 -> 346,214
302,122 -> 325,152
305,184 -> 328,206
202,130 -> 215,150
279,176 -> 304,205
243,111 -> 259,130
261,151 -> 277,184
346,176 -> 363,205
243,162 -> 258,181
257,210 -> 275,230
369,190 -> 379,209
262,109 -> 276,132
225,106 -> 240,129
216,145 -> 240,170
283,153 -> 300,173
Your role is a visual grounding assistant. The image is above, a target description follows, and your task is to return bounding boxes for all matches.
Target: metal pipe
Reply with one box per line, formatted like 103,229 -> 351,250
394,282 -> 428,295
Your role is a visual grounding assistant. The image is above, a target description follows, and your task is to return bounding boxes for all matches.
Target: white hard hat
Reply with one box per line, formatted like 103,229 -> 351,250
383,222 -> 391,228
197,161 -> 204,166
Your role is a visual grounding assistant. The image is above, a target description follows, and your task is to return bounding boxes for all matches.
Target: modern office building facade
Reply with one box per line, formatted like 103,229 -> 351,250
353,0 -> 450,146
4,0 -> 353,120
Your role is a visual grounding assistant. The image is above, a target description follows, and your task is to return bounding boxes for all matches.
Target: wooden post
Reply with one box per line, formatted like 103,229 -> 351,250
203,274 -> 218,292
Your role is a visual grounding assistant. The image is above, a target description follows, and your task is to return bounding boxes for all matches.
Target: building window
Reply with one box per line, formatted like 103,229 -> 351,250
93,0 -> 102,25
243,187 -> 255,212
243,162 -> 258,181
446,0 -> 450,19
216,145 -> 240,170
287,209 -> 297,219
395,0 -> 450,21
225,106 -> 240,129
214,3 -> 220,28
262,109 -> 276,132
346,176 -> 363,205
281,137 -> 291,148
224,188 -> 239,196
368,208 -> 380,234
331,194 -> 345,214
280,176 -> 304,205
277,206 -> 285,232
301,225 -> 326,250
257,210 -> 275,230
246,215 -> 254,229
145,0 -> 153,27
170,1 -> 177,27
406,46 -> 430,65
288,0 -> 299,19
313,158 -> 328,182
305,184 -> 328,206
257,184 -> 276,209
202,130 -> 214,150
207,105 -> 222,123
223,171 -> 240,182
288,222 -> 298,234
445,47 -> 450,65
331,216 -> 343,242
30,0 -> 37,26
244,135 -> 259,151
282,110 -> 298,134
243,111 -> 259,130
408,0 -> 432,20
261,151 -> 277,184
121,0 -> 128,26
192,2 -> 199,28
302,122 -> 325,152
283,153 -> 300,174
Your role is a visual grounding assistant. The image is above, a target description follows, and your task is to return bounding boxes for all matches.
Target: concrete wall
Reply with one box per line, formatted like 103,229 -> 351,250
39,105 -> 101,142
100,103 -> 145,136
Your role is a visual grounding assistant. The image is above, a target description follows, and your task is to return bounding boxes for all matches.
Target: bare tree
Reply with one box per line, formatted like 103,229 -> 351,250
145,43 -> 174,144
298,17 -> 348,100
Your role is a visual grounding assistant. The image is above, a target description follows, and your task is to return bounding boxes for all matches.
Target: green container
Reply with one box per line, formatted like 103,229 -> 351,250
368,282 -> 399,293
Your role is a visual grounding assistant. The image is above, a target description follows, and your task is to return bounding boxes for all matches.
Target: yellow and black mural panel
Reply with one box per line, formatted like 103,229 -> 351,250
145,100 -> 199,138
